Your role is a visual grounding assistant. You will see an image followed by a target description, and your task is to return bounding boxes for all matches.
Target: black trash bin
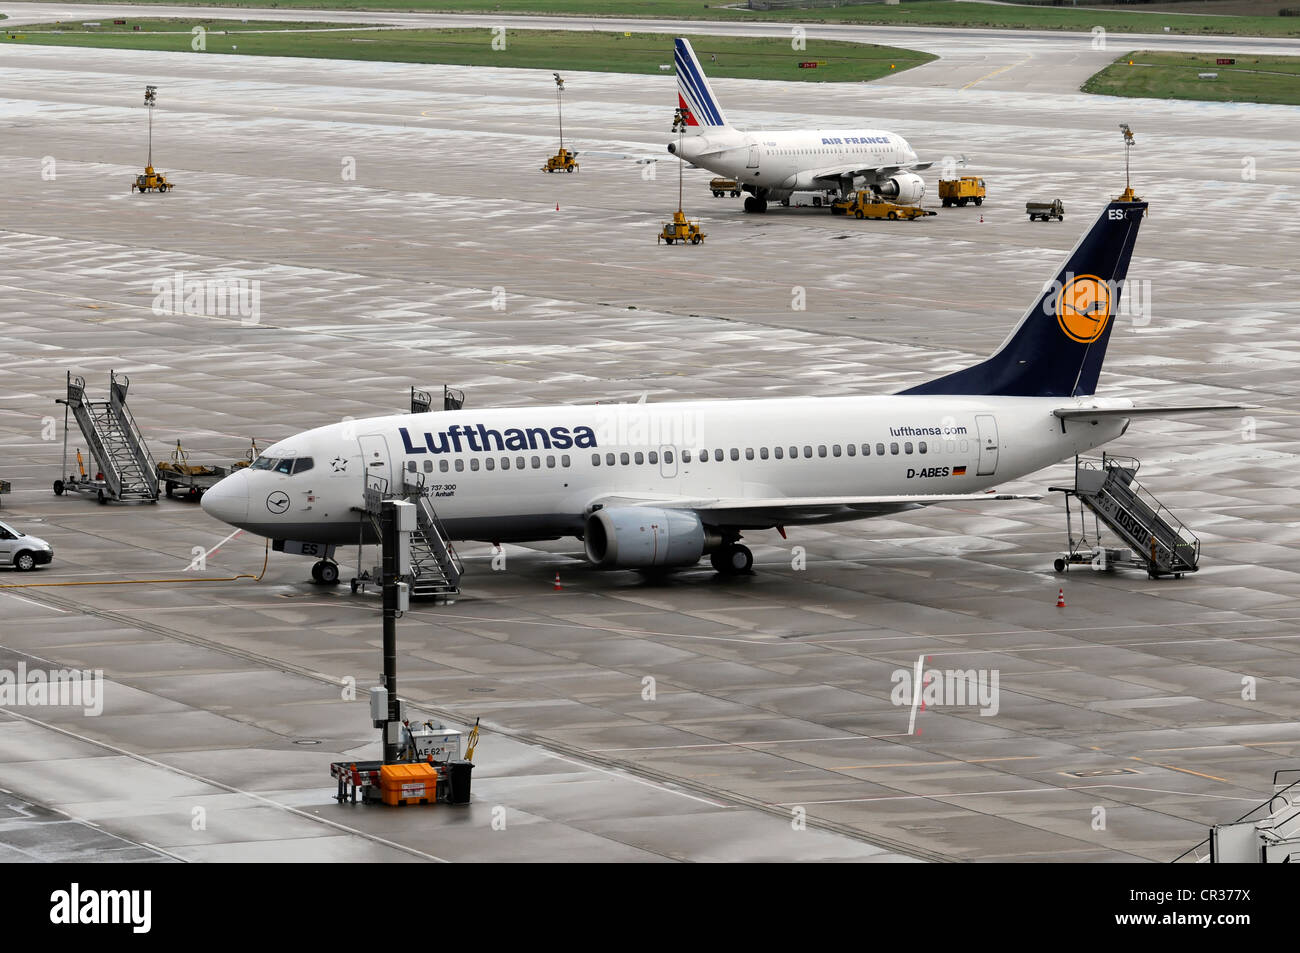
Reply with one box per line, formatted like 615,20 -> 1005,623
447,759 -> 474,804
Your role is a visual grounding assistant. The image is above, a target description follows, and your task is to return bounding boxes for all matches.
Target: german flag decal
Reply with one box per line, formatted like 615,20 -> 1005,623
953,466 -> 967,476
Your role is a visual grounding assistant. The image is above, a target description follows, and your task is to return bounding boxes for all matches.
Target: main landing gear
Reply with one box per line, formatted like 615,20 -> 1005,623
311,559 -> 341,586
743,195 -> 767,214
710,542 -> 753,575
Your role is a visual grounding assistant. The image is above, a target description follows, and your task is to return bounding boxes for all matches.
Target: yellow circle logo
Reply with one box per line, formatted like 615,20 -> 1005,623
1056,274 -> 1112,343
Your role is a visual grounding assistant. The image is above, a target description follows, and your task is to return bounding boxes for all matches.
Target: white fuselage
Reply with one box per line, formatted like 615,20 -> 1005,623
201,394 -> 1129,546
673,127 -> 917,197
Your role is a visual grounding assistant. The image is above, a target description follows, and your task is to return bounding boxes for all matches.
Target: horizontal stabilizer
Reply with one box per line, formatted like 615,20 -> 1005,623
1054,405 -> 1244,421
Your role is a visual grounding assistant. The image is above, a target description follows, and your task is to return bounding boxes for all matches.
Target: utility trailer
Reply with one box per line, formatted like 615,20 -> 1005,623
154,440 -> 256,501
157,461 -> 230,501
331,719 -> 476,806
709,177 -> 741,197
658,209 -> 705,244
131,166 -> 174,193
1026,199 -> 1064,222
541,148 -> 579,173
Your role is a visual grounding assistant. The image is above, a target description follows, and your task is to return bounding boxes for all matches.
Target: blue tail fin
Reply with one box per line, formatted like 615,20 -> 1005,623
901,199 -> 1147,398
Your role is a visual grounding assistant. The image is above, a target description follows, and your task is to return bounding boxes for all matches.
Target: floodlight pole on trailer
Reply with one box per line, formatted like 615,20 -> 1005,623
1118,122 -> 1137,202
554,73 -> 565,153
673,107 -> 688,214
380,500 -> 401,763
144,85 -> 157,168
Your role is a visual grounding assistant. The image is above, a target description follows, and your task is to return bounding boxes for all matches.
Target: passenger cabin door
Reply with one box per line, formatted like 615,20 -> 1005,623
747,145 -> 759,170
357,433 -> 393,495
975,414 -> 999,476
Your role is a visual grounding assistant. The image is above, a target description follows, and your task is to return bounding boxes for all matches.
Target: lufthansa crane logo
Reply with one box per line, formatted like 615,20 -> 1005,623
266,491 -> 290,514
1055,274 -> 1112,344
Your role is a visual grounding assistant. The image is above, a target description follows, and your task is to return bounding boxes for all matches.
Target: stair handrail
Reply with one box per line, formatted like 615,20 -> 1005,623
416,492 -> 464,579
1172,770 -> 1300,862
108,371 -> 159,496
1100,451 -> 1140,476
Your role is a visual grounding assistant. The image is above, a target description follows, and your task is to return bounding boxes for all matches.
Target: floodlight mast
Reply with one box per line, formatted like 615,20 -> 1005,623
1119,123 -> 1135,195
672,107 -> 688,213
553,73 -> 564,153
144,85 -> 157,168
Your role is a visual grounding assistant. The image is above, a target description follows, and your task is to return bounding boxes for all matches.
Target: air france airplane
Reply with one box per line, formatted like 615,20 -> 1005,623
201,197 -> 1233,584
667,37 -> 941,213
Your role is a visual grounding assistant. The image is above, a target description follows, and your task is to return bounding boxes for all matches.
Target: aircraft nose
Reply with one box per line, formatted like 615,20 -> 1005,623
201,471 -> 249,526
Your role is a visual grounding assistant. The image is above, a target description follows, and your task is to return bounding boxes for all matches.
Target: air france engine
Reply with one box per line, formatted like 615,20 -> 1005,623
584,507 -> 715,569
876,172 -> 926,205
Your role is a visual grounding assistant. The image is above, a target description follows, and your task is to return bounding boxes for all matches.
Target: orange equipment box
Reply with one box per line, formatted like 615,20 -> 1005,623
380,763 -> 438,806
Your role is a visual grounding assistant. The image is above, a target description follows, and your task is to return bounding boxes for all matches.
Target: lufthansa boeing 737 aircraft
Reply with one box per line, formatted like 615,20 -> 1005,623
201,197 -> 1233,583
667,37 -> 941,213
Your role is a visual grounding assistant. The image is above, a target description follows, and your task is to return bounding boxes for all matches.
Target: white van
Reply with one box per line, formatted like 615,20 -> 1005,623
0,520 -> 54,571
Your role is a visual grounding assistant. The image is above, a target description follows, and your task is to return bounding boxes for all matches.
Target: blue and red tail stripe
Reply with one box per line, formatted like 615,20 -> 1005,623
674,38 -> 729,128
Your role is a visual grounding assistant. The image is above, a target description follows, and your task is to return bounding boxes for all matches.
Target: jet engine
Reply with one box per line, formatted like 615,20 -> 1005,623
583,507 -> 713,569
876,172 -> 926,205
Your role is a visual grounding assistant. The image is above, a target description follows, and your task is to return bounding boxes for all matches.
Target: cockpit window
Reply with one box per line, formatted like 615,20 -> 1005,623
292,457 -> 314,475
273,459 -> 294,474
250,456 -> 275,470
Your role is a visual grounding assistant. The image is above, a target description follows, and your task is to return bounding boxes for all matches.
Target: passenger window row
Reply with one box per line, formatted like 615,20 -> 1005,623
409,455 -> 574,474
403,439 -> 972,475
587,441 -> 959,466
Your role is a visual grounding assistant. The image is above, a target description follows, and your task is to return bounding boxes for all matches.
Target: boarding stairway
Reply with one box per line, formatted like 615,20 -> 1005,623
407,492 -> 464,600
62,372 -> 159,503
1174,770 -> 1300,862
361,474 -> 462,602
1066,454 -> 1199,578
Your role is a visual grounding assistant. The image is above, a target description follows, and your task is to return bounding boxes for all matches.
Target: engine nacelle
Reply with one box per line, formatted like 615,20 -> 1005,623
584,507 -> 708,569
877,172 -> 926,205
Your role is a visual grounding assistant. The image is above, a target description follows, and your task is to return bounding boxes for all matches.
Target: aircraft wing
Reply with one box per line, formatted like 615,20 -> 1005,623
574,150 -> 669,164
592,491 -> 1038,526
805,156 -> 954,185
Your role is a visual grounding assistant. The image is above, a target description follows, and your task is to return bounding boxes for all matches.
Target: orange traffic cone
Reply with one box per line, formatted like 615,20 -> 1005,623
555,202 -> 560,211
1056,588 -> 1066,608
979,214 -> 984,223
553,572 -> 562,591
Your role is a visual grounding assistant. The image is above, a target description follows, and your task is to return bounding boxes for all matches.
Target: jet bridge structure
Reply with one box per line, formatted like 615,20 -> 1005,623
1051,454 -> 1199,579
54,371 -> 159,505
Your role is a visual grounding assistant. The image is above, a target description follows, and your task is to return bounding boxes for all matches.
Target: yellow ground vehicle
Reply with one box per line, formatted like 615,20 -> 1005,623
131,166 -> 174,193
939,176 -> 985,207
709,177 -> 741,198
831,192 -> 935,221
542,148 -> 579,173
658,209 -> 705,245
